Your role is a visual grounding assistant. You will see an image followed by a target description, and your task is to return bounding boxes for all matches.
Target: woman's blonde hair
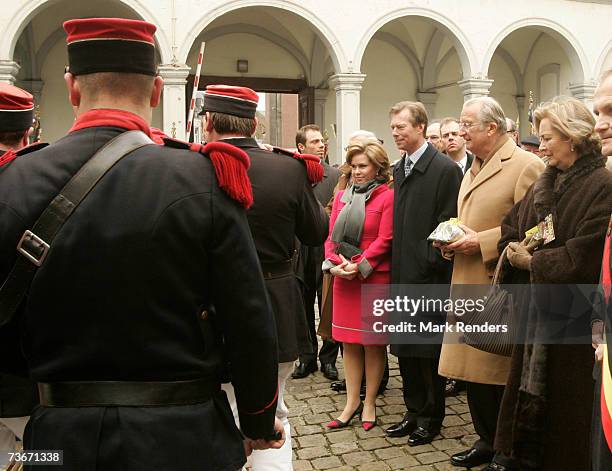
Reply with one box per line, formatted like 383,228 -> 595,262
345,139 -> 391,183
534,96 -> 601,156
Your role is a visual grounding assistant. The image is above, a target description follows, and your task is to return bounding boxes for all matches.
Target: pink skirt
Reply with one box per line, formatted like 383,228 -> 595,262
331,271 -> 389,345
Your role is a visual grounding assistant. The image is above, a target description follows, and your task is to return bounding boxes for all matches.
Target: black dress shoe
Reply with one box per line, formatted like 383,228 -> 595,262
330,379 -> 346,392
407,426 -> 439,446
385,414 -> 417,437
292,361 -> 317,379
321,363 -> 339,380
450,448 -> 494,468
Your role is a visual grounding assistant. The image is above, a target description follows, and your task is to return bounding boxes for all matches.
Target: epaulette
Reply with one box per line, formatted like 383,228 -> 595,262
162,138 -> 253,209
272,147 -> 324,184
0,141 -> 48,168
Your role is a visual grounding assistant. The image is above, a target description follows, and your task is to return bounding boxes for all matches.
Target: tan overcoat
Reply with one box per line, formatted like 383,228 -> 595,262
438,137 -> 545,385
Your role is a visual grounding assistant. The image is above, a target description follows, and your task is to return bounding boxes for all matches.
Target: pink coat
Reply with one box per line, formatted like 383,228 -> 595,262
324,184 -> 394,275
323,184 -> 393,344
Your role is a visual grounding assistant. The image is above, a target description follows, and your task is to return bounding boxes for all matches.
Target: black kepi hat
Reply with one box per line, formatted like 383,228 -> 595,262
63,17 -> 157,76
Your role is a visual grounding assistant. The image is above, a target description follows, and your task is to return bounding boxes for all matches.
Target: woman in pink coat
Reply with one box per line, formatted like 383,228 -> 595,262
322,139 -> 393,431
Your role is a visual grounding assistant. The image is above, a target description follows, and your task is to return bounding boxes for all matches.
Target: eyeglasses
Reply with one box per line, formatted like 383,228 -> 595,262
458,122 -> 480,130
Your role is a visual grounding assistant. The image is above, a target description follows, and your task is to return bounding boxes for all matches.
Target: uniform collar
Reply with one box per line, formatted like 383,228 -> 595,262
69,108 -> 152,137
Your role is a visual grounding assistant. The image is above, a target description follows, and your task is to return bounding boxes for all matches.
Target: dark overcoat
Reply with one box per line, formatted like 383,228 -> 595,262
0,125 -> 279,471
222,138 -> 328,363
494,158 -> 612,470
390,143 -> 462,357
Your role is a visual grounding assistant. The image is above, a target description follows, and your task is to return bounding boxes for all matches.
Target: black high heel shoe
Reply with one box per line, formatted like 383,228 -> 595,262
325,402 -> 363,429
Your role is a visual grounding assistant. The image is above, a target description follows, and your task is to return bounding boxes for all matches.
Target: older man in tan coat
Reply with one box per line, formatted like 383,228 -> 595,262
437,97 -> 544,470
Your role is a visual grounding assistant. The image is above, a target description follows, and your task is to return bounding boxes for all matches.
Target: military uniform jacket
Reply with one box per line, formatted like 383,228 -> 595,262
222,138 -> 328,363
0,147 -> 40,418
0,122 -> 278,471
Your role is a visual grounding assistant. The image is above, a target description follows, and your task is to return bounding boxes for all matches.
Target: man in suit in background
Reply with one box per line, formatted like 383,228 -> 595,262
386,101 -> 463,447
292,124 -> 341,381
426,120 -> 445,153
440,117 -> 474,176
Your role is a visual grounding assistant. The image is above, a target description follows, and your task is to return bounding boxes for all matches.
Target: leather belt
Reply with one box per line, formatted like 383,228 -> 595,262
38,378 -> 218,407
260,259 -> 294,279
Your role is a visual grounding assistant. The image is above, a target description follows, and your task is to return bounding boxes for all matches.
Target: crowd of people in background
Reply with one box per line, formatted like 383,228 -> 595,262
294,72 -> 612,471
2,15 -> 612,471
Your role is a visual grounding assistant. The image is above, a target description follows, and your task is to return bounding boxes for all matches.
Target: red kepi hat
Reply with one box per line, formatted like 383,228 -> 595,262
0,83 -> 34,132
63,18 -> 157,76
202,85 -> 259,119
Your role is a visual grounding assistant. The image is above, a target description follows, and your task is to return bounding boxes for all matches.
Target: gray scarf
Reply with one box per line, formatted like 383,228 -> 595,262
331,179 -> 382,248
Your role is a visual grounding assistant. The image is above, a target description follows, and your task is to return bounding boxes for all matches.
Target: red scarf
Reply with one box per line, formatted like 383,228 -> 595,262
69,109 -> 152,137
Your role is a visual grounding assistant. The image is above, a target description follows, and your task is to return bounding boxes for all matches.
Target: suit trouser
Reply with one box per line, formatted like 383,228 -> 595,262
398,356 -> 445,431
222,362 -> 293,471
0,417 -> 28,467
466,382 -> 505,454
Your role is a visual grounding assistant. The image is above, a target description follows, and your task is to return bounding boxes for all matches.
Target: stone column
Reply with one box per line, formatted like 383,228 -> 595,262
417,91 -> 438,119
158,63 -> 191,141
20,79 -> 44,104
569,82 -> 597,110
514,94 -> 526,136
314,88 -> 328,130
458,78 -> 494,101
0,60 -> 20,84
328,73 -> 366,165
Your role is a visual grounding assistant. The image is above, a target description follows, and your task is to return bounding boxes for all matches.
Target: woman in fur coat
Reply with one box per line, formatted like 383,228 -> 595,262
493,96 -> 612,470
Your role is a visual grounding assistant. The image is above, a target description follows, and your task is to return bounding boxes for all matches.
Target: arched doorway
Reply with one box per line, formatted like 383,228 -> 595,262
9,0 -> 168,143
182,6 -> 340,151
356,12 -> 474,159
485,21 -> 589,138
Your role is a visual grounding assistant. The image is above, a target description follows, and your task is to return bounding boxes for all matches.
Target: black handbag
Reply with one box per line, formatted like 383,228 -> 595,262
462,246 -> 517,357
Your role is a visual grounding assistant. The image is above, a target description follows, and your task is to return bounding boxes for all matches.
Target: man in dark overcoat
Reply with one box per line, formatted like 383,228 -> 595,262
292,124 -> 341,381
201,86 -> 328,470
386,101 -> 462,446
0,18 -> 282,471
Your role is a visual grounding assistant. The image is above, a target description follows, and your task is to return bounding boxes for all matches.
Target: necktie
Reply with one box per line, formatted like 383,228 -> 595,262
404,158 -> 413,177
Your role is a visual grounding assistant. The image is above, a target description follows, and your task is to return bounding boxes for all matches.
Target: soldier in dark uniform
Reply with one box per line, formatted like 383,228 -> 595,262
200,85 -> 328,470
0,18 -> 281,471
0,83 -> 40,468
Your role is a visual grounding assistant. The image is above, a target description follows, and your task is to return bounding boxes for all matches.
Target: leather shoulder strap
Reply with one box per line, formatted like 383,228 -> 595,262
0,130 -> 154,326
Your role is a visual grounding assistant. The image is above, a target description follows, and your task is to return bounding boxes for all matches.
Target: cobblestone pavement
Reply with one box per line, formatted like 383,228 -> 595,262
285,354 -> 487,471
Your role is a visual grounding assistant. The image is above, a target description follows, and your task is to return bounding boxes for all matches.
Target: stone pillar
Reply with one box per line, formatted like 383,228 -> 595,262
0,60 -> 20,84
314,88 -> 328,130
158,64 -> 191,141
514,95 -> 528,137
458,78 -> 494,101
20,79 -> 44,104
417,91 -> 438,119
569,82 -> 597,110
328,73 -> 366,165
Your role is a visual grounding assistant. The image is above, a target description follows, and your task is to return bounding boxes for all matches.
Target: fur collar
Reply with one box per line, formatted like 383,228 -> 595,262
533,152 -> 605,221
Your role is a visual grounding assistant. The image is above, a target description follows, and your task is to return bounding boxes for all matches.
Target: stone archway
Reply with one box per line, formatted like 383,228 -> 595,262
485,19 -> 591,138
5,0 -> 169,143
181,4 -> 343,151
354,10 -> 476,158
